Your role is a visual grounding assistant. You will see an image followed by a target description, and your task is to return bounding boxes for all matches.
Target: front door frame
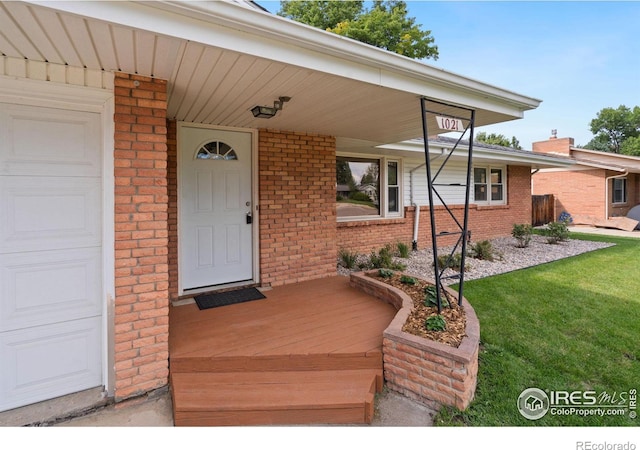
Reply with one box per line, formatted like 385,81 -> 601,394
177,122 -> 260,296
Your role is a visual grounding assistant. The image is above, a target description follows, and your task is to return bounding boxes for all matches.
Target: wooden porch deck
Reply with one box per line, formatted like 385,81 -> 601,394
169,276 -> 397,426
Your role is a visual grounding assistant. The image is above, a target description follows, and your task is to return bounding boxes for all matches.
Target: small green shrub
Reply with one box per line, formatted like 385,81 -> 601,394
468,240 -> 497,261
512,223 -> 533,248
425,315 -> 447,331
396,241 -> 410,258
545,220 -> 569,244
338,249 -> 358,269
435,253 -> 464,271
349,191 -> 371,202
378,268 -> 394,278
424,285 -> 450,308
369,244 -> 392,268
369,244 -> 406,271
400,275 -> 416,285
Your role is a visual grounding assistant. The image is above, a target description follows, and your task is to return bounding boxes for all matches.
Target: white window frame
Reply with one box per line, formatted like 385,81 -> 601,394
336,154 -> 403,221
612,177 -> 627,204
386,159 -> 401,215
473,165 -> 507,206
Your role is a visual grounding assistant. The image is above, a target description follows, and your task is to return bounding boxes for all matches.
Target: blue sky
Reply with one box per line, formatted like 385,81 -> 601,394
258,1 -> 640,149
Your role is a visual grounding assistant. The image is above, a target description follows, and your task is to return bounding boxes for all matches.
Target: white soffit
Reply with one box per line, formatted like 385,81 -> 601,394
4,1 -> 542,144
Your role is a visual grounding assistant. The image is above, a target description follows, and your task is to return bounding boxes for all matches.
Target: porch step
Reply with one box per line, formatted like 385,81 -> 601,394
169,351 -> 383,373
170,369 -> 381,426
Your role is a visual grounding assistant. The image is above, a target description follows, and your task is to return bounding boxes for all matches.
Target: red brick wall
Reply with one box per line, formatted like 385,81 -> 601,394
337,165 -> 532,254
532,137 -> 574,156
533,169 -> 606,221
166,120 -> 178,301
609,173 -> 639,218
113,72 -> 169,401
258,130 -> 337,286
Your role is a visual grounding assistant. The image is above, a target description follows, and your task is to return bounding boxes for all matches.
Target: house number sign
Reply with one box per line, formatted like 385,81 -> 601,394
435,116 -> 464,131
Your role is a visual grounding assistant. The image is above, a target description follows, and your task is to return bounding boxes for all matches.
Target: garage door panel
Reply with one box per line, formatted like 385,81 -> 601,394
0,91 -> 105,412
0,248 -> 102,332
0,316 -> 102,412
0,104 -> 101,177
0,176 -> 101,253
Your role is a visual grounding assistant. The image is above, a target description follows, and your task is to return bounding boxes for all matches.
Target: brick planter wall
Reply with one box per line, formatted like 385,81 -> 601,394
350,272 -> 480,411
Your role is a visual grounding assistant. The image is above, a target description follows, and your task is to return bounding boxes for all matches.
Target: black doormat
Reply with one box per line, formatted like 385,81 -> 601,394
194,287 -> 266,310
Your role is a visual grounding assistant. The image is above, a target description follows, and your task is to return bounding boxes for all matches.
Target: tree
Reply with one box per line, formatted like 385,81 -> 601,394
360,163 -> 379,186
277,0 -> 362,30
278,0 -> 439,60
336,159 -> 354,185
585,105 -> 640,153
620,136 -> 640,156
475,132 -> 522,150
582,134 -> 611,152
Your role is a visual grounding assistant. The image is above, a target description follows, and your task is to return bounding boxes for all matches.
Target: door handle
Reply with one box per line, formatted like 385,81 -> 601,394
246,212 -> 252,224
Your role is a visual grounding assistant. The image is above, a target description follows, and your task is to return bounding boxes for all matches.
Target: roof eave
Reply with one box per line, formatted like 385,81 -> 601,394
24,0 -> 540,117
377,140 -> 574,168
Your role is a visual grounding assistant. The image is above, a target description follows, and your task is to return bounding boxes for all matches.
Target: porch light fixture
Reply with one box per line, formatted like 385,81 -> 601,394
251,96 -> 291,118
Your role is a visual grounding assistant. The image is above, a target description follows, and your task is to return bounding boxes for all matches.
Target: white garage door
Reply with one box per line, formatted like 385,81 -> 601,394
0,102 -> 103,412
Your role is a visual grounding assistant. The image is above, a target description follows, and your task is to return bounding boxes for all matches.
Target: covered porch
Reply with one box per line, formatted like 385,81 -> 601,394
168,276 -> 397,426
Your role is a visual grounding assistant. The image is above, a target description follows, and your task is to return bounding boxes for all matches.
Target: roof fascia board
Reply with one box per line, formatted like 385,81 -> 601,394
572,147 -> 640,163
25,0 -> 540,118
377,140 -> 574,167
568,160 -> 628,172
537,165 -> 626,173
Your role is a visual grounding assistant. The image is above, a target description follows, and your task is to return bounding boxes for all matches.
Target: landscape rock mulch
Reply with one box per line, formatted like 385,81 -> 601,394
339,235 -> 614,286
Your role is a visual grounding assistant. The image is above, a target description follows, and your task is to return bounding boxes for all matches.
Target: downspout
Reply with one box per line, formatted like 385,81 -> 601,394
605,170 -> 628,220
530,168 -> 540,201
410,148 -> 445,250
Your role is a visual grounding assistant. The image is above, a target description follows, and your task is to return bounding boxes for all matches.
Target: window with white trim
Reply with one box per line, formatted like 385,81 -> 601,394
612,177 -> 627,204
387,161 -> 400,214
336,156 -> 402,219
473,166 -> 506,205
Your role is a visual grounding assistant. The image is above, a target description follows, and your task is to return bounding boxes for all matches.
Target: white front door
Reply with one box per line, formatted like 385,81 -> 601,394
179,125 -> 254,291
0,102 -> 103,412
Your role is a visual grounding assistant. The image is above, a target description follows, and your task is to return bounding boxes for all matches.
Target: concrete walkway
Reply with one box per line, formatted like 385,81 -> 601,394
1,385 -> 437,427
568,225 -> 640,239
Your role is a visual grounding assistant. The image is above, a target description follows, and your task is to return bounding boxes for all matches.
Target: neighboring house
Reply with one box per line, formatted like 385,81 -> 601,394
337,136 -> 573,253
356,183 -> 379,204
532,135 -> 640,224
336,184 -> 352,199
0,0 -> 562,413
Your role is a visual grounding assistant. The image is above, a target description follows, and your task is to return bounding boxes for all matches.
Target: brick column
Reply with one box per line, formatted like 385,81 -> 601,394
167,120 -> 179,301
258,130 -> 337,286
113,72 -> 169,400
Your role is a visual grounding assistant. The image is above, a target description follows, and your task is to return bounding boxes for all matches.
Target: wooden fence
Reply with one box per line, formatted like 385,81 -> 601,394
532,194 -> 554,226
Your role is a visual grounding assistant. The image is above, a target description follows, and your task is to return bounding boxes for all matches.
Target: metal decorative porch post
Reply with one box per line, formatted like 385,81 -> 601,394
419,97 -> 475,313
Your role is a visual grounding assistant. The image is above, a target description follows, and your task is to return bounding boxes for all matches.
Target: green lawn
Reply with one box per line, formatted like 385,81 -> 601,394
435,233 -> 640,426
